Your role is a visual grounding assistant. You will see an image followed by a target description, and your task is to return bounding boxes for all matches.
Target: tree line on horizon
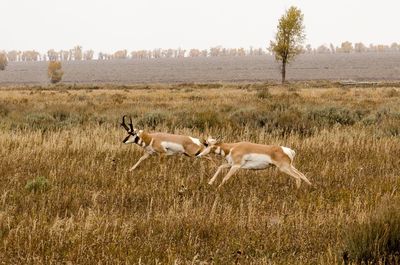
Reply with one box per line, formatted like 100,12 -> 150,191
1,41 -> 400,62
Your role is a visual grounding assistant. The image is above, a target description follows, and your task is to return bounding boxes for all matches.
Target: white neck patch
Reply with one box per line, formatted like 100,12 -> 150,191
189,136 -> 202,146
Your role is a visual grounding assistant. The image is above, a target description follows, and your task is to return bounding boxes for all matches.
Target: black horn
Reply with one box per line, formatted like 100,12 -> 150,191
121,115 -> 130,131
128,116 -> 134,131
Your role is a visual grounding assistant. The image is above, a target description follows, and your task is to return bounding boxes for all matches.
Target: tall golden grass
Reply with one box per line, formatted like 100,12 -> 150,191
0,83 -> 399,264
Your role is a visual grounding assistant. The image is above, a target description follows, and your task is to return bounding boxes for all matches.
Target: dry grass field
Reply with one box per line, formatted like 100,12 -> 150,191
0,82 -> 400,264
1,53 -> 400,85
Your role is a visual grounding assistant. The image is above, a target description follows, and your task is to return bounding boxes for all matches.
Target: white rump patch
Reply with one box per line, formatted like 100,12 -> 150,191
161,141 -> 185,155
281,146 -> 295,161
189,137 -> 202,146
241,153 -> 272,169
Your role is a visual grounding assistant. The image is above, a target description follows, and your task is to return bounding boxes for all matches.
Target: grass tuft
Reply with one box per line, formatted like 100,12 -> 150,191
25,176 -> 50,193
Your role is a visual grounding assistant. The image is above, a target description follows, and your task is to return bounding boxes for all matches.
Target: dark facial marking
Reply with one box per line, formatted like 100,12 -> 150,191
122,131 -> 138,144
122,135 -> 131,143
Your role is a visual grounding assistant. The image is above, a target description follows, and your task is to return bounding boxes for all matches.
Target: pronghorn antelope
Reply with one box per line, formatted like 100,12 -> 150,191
121,115 -> 206,171
197,137 -> 312,189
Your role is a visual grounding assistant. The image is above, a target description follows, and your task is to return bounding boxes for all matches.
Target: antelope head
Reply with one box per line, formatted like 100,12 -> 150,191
197,136 -> 220,157
121,115 -> 139,144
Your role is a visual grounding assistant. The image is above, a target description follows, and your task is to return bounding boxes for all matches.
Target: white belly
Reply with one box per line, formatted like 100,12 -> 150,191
161,141 -> 185,155
241,154 -> 272,170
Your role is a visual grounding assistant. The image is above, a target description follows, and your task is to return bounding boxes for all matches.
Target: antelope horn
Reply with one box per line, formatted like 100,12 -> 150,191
121,115 -> 130,131
128,116 -> 134,131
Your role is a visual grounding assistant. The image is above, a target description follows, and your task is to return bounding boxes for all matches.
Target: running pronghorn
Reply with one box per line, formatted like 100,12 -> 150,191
121,115 -> 206,171
197,137 -> 312,189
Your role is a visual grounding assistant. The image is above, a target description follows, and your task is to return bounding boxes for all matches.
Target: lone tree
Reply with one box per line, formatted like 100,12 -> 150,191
0,53 -> 8,70
48,61 -> 64,83
269,6 -> 305,84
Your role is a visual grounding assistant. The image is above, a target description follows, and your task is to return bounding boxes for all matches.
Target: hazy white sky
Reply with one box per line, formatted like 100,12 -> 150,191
1,0 -> 399,53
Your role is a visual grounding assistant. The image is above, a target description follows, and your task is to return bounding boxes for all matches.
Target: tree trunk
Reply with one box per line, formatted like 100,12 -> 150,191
281,60 -> 286,84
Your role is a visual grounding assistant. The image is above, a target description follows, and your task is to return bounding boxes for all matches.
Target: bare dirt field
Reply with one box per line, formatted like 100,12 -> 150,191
1,53 -> 400,85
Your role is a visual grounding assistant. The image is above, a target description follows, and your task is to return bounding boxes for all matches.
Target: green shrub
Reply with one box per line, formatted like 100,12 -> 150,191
307,107 -> 360,126
25,111 -> 83,130
362,114 -> 377,126
287,85 -> 298,92
379,119 -> 400,137
175,110 -> 222,130
52,110 -> 85,127
187,95 -> 205,101
138,111 -> 168,128
229,108 -> 266,128
342,202 -> 400,264
0,103 -> 10,117
193,111 -> 222,130
270,108 -> 313,136
25,112 -> 55,129
195,83 -> 223,89
51,110 -> 70,122
228,107 -> 313,136
25,176 -> 50,193
364,109 -> 400,136
375,108 -> 392,123
111,93 -> 126,104
90,115 -> 108,126
256,89 -> 271,100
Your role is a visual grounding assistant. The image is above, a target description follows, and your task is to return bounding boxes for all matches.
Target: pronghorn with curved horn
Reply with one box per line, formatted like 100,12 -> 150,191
197,137 -> 312,189
121,115 -> 207,171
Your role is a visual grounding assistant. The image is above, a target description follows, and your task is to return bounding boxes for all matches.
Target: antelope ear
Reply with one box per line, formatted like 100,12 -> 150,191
206,136 -> 219,145
214,136 -> 222,143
